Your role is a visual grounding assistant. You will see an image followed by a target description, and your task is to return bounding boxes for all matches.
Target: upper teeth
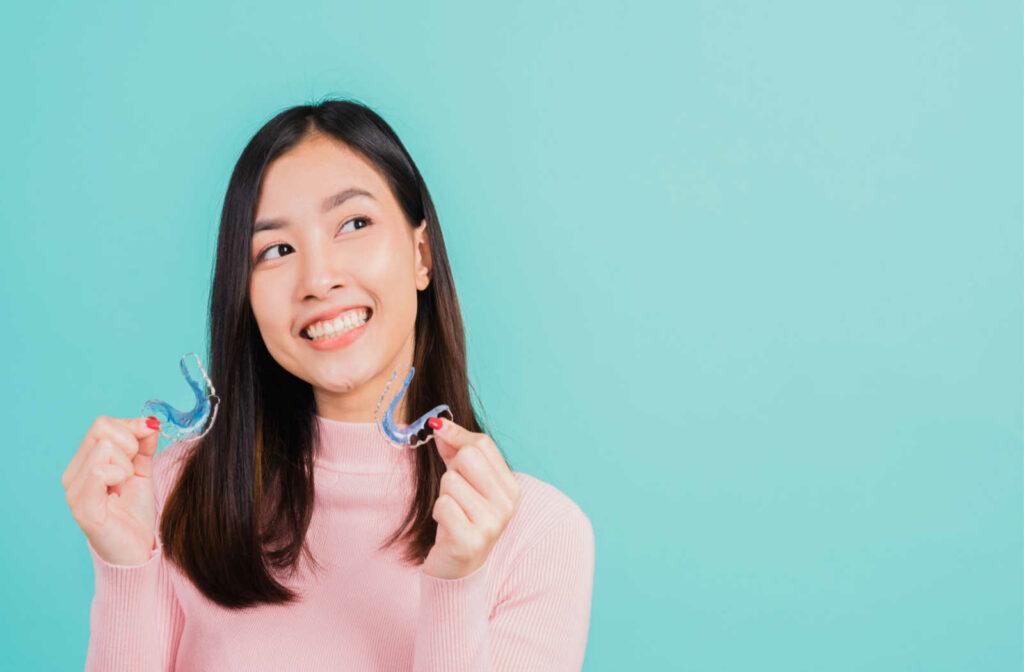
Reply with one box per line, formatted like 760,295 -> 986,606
305,308 -> 370,339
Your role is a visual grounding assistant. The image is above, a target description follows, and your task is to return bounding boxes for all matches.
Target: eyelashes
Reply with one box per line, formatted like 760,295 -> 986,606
254,216 -> 374,263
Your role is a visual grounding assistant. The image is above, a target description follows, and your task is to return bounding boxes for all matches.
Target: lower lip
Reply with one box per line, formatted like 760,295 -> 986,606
302,315 -> 371,352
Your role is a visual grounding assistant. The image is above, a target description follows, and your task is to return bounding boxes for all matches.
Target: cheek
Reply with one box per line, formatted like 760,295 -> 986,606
249,278 -> 290,337
371,270 -> 418,328
366,246 -> 415,297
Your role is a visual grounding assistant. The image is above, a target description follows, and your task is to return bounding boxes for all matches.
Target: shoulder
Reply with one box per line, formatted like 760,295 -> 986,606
511,471 -> 589,524
503,471 -> 594,557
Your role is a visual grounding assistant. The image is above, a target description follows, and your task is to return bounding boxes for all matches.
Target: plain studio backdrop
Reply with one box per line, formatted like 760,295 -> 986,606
0,1 -> 1020,670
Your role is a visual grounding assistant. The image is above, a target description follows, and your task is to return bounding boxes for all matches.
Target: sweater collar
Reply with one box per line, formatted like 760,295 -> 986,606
313,415 -> 414,474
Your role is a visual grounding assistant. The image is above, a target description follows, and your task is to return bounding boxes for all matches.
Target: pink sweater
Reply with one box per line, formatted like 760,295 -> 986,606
83,416 -> 595,671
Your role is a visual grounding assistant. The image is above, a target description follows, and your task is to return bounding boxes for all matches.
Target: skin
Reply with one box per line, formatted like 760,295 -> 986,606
429,420 -> 522,579
249,130 -> 429,424
249,131 -> 520,579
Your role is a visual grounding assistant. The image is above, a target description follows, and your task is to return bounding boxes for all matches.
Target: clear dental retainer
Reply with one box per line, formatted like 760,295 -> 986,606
140,351 -> 221,443
374,364 -> 453,449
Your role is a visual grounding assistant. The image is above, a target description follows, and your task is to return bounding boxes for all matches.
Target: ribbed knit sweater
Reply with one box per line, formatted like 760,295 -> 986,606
83,415 -> 595,671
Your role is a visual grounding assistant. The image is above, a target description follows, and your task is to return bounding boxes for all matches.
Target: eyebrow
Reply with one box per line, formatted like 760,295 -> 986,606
253,187 -> 375,234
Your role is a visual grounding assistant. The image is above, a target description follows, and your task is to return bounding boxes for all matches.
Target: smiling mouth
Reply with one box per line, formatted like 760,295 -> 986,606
301,308 -> 374,340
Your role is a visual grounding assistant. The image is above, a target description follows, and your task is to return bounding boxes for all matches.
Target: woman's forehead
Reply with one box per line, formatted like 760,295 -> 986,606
255,145 -> 393,224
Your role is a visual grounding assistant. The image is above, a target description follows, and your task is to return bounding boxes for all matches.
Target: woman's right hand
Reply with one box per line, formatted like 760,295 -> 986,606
62,415 -> 163,566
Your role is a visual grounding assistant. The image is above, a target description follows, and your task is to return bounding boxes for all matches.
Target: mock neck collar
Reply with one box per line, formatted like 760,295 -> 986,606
313,415 -> 414,474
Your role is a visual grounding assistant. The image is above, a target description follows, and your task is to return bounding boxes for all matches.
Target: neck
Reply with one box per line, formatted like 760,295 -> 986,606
313,414 -> 414,473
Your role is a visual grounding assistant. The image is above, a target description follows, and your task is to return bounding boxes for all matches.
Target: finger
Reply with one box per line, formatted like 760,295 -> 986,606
86,439 -> 136,480
434,420 -> 518,500
464,435 -> 518,498
67,440 -> 133,512
110,416 -> 161,459
64,426 -> 98,490
63,416 -> 123,489
449,444 -> 513,513
433,494 -> 473,539
432,418 -> 477,465
86,464 -> 127,521
63,434 -> 99,492
124,416 -> 161,457
68,460 -> 128,504
434,417 -> 476,447
439,470 -> 492,525
130,418 -> 160,479
67,463 -> 128,532
64,416 -> 159,488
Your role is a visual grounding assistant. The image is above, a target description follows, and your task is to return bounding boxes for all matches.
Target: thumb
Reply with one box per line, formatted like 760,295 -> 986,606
130,416 -> 161,478
432,418 -> 470,468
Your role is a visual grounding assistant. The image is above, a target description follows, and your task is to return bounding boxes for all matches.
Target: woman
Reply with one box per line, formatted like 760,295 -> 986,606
61,99 -> 595,671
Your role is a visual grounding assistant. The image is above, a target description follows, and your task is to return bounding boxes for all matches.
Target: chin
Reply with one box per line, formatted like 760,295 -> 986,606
311,359 -> 376,393
317,377 -> 361,394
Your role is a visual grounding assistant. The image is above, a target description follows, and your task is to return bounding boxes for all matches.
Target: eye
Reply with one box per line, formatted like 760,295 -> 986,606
255,242 -> 293,263
253,217 -> 373,264
339,216 -> 373,234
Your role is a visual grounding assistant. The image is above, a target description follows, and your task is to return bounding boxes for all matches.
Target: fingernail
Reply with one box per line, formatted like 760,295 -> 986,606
146,415 -> 161,430
427,417 -> 442,431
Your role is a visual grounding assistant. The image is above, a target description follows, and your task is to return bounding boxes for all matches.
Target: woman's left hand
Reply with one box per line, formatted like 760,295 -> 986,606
422,418 -> 521,580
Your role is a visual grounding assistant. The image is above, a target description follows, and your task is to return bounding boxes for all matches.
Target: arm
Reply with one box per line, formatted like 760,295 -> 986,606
83,443 -> 188,672
84,536 -> 185,672
413,507 -> 596,671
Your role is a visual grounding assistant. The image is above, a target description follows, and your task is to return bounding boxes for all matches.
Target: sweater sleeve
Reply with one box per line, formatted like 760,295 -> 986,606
83,445 -> 187,672
84,536 -> 185,671
413,506 -> 596,671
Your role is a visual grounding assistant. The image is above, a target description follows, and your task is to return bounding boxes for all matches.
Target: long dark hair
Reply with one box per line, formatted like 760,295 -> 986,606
159,98 -> 505,609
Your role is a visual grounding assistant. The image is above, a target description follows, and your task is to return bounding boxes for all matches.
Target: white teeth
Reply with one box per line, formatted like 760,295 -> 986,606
305,308 -> 370,340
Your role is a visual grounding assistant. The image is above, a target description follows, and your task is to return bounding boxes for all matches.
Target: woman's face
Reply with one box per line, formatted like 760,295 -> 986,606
249,132 -> 432,421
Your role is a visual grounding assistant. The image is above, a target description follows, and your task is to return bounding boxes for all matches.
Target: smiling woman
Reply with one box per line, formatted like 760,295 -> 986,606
246,129 -> 430,409
74,98 -> 595,672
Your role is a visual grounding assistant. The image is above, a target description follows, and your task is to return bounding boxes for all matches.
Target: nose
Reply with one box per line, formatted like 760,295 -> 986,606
295,241 -> 345,301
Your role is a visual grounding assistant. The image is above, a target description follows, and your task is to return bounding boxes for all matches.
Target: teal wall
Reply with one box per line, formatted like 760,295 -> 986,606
1,1 -> 1019,670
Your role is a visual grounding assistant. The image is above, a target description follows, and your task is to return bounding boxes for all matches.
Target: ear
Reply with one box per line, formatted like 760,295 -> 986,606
414,218 -> 433,291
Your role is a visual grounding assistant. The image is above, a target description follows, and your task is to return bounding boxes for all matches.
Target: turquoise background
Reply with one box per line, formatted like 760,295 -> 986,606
1,1 -> 1020,670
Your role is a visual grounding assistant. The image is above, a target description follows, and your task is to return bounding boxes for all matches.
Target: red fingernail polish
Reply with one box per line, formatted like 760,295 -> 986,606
427,417 -> 442,430
146,416 -> 161,430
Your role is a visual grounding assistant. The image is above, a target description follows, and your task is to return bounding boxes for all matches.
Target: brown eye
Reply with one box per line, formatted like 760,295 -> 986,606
339,216 -> 373,234
257,243 -> 293,262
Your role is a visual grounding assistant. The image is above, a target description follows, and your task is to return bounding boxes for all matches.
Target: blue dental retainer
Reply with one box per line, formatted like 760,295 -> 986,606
375,365 -> 453,448
140,351 -> 221,443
